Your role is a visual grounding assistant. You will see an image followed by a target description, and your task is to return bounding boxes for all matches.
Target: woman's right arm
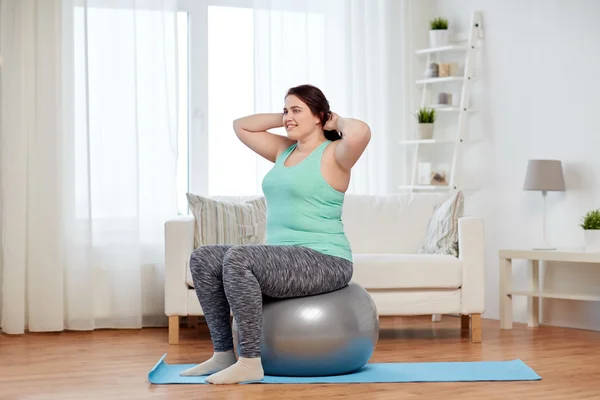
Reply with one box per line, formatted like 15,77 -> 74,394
233,113 -> 296,163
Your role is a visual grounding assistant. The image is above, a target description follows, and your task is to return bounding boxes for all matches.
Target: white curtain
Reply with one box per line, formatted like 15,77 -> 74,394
0,0 -> 179,333
0,0 -> 416,334
252,0 -> 414,195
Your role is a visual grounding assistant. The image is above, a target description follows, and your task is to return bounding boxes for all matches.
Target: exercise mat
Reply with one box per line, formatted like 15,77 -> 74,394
148,354 -> 541,384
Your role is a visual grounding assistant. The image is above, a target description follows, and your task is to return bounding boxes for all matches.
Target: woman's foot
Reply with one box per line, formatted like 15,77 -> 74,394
205,357 -> 264,384
179,350 -> 237,376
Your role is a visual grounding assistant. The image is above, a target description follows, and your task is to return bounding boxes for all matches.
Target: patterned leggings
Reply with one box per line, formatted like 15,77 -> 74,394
189,244 -> 353,358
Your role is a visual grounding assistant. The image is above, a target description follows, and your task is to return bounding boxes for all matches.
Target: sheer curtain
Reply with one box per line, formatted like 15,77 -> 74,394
1,0 -> 179,333
1,0 -> 66,334
1,0 -> 416,334
252,0 -> 414,195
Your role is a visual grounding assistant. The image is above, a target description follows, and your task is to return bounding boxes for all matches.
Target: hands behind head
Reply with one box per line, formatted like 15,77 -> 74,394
323,112 -> 339,131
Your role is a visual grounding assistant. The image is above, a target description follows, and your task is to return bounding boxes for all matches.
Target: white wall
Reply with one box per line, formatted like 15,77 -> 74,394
423,0 -> 600,330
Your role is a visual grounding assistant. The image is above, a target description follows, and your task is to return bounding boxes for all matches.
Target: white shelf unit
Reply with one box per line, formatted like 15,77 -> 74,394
399,139 -> 457,145
414,43 -> 481,55
398,184 -> 450,191
402,11 -> 483,193
415,76 -> 464,85
426,105 -> 478,112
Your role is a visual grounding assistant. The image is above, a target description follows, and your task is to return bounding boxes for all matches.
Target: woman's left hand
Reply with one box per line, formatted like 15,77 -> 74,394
323,112 -> 339,131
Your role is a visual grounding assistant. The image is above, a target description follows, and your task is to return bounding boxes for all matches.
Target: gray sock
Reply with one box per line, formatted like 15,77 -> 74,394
179,350 -> 237,376
205,357 -> 264,384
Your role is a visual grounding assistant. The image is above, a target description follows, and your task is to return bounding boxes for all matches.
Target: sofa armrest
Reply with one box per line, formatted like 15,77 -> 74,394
458,216 -> 485,314
165,215 -> 195,316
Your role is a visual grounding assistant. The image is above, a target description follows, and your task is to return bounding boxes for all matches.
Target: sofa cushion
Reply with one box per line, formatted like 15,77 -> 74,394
186,253 -> 462,290
351,253 -> 462,289
186,193 -> 267,249
341,193 -> 450,254
420,190 -> 464,257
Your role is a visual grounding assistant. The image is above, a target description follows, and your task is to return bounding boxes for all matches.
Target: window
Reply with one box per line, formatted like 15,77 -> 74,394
177,4 -> 258,211
72,1 -> 378,224
180,2 -> 264,201
206,6 -> 257,196
73,4 -> 184,219
178,1 -> 331,206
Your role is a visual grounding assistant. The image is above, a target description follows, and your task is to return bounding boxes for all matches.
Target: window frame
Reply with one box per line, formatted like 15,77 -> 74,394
177,0 -> 331,198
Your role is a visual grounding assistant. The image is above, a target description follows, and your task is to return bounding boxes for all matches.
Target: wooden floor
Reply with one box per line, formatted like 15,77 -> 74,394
2,316 -> 600,399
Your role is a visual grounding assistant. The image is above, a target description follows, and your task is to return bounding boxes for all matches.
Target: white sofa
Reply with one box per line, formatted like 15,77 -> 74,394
164,192 -> 485,345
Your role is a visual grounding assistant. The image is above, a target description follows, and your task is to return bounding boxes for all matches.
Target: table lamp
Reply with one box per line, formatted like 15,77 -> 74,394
523,159 -> 565,250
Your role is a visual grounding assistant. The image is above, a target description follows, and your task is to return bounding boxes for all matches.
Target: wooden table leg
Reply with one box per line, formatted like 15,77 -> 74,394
528,259 -> 540,328
499,257 -> 513,329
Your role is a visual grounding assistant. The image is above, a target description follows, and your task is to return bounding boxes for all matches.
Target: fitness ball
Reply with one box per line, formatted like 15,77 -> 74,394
232,281 -> 379,377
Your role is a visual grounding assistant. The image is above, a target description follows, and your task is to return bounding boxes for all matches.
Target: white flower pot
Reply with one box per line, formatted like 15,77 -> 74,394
417,123 -> 434,140
429,29 -> 450,47
584,229 -> 600,252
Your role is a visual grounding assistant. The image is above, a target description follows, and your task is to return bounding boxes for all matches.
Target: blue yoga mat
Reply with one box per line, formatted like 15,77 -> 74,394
148,354 -> 541,384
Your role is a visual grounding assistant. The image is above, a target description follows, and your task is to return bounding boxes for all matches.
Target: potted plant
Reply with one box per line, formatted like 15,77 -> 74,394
580,209 -> 600,251
429,17 -> 449,47
415,107 -> 436,139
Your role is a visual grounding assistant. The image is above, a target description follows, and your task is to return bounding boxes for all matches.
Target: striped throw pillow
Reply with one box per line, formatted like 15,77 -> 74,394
420,190 -> 464,257
186,193 -> 267,248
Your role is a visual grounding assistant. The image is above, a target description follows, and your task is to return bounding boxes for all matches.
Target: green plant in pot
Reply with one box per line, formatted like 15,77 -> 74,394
415,107 -> 436,140
580,209 -> 600,251
429,17 -> 449,47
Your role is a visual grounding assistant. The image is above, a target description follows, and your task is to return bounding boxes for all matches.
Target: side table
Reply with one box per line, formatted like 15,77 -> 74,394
499,248 -> 600,329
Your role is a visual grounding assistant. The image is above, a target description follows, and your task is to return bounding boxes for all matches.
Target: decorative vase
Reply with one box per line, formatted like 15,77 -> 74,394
425,63 -> 439,78
429,29 -> 449,47
584,229 -> 600,252
417,123 -> 434,140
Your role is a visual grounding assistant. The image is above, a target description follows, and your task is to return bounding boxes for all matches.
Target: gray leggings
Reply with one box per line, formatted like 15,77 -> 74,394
189,244 -> 353,358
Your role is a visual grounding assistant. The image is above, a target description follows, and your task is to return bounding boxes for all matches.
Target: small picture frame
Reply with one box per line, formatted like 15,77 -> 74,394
430,164 -> 449,186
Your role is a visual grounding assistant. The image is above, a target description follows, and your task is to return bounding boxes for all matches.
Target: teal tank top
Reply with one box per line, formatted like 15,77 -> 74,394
261,140 -> 353,262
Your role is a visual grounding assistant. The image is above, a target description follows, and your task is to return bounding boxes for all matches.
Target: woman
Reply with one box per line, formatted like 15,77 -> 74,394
180,84 -> 371,384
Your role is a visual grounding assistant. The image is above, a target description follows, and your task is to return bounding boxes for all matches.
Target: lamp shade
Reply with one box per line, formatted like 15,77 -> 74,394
523,159 -> 565,191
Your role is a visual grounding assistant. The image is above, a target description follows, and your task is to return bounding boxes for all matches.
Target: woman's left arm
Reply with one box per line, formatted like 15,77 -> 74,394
327,113 -> 371,171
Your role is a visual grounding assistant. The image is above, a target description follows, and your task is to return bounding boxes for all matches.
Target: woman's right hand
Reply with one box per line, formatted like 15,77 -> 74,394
233,114 -> 296,163
233,113 -> 284,133
323,112 -> 340,131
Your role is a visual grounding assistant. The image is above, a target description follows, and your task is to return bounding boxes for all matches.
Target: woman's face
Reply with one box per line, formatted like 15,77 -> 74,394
283,95 -> 320,140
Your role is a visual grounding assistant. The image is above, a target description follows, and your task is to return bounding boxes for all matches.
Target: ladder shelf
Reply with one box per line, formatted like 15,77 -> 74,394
403,11 -> 483,194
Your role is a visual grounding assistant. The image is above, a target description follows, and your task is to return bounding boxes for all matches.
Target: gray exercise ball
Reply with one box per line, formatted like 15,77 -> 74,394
232,281 -> 379,377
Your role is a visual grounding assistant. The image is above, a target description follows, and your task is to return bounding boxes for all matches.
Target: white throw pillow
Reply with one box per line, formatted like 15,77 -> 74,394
420,191 -> 464,257
186,193 -> 267,248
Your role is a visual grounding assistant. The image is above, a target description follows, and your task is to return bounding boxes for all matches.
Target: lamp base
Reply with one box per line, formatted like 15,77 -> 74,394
535,191 -> 557,251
